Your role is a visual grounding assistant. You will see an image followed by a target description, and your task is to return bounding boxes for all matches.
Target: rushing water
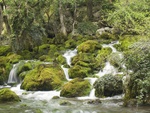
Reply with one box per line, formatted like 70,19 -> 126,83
0,44 -> 150,113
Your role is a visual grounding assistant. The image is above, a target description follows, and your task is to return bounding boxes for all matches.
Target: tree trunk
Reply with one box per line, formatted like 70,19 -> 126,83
3,16 -> 11,35
0,3 -> 3,35
72,2 -> 77,35
86,0 -> 93,21
58,0 -> 67,36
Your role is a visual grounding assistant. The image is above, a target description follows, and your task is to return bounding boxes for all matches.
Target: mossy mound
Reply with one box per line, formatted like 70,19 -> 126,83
78,40 -> 101,53
56,55 -> 66,65
60,78 -> 91,97
96,47 -> 112,68
0,88 -> 20,103
97,32 -> 116,43
39,55 -> 53,62
68,65 -> 91,79
0,46 -> 11,56
94,74 -> 123,97
71,53 -> 97,69
21,64 -> 66,91
65,38 -> 77,49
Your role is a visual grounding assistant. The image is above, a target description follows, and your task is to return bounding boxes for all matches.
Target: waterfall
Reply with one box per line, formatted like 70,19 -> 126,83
96,62 -> 117,77
7,64 -> 19,84
62,48 -> 77,81
63,48 -> 77,66
61,65 -> 72,81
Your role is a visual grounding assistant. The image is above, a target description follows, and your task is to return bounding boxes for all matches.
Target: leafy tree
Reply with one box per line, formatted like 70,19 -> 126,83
124,38 -> 150,105
107,0 -> 150,35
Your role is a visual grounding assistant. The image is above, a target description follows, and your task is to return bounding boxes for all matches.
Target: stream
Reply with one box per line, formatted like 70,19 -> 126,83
0,42 -> 150,113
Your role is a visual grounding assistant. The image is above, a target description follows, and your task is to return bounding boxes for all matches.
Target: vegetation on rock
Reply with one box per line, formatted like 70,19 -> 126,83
0,88 -> 20,103
94,74 -> 123,97
60,78 -> 91,97
21,64 -> 66,91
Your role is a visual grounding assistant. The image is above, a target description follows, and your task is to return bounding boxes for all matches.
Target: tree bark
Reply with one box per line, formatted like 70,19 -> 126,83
72,2 -> 77,35
0,3 -> 3,35
58,0 -> 67,36
86,0 -> 93,21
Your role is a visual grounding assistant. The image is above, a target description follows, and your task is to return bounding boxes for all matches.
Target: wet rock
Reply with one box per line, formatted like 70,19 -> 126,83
0,88 -> 20,103
87,99 -> 102,105
59,100 -> 72,106
21,64 -> 66,91
60,78 -> 91,98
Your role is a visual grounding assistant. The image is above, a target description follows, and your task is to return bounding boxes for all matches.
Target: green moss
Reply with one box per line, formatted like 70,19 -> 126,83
60,78 -> 91,97
6,53 -> 22,64
0,46 -> 11,56
65,38 -> 76,49
98,32 -> 116,40
71,53 -> 95,65
18,50 -> 33,59
56,55 -> 66,65
39,55 -> 53,62
68,65 -> 91,79
21,64 -> 66,91
78,40 -> 101,53
96,47 -> 112,68
0,88 -> 20,103
38,44 -> 50,55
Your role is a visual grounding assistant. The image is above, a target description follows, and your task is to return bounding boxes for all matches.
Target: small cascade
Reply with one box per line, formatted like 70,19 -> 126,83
62,48 -> 77,81
10,84 -> 60,101
7,64 -> 19,84
102,41 -> 119,53
61,65 -> 72,81
96,62 -> 117,77
63,48 -> 77,66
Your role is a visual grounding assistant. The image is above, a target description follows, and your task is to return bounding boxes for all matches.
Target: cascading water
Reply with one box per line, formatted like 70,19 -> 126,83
8,63 -> 19,84
63,49 -> 77,66
96,41 -> 124,77
1,44 -> 150,113
61,48 -> 77,81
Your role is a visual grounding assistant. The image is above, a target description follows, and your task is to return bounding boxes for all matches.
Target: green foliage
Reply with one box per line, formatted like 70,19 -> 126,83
94,74 -> 123,97
124,38 -> 150,104
107,0 -> 150,35
0,46 -> 11,56
77,21 -> 98,35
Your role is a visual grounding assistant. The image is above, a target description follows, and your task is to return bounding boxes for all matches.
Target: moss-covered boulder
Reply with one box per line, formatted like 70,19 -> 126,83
65,38 -> 77,49
21,64 -> 66,91
59,100 -> 72,106
0,88 -> 20,103
0,46 -> 11,56
71,53 -> 95,66
94,74 -> 123,97
78,40 -> 101,53
56,55 -> 66,65
96,47 -> 112,68
60,78 -> 91,97
68,65 -> 91,79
